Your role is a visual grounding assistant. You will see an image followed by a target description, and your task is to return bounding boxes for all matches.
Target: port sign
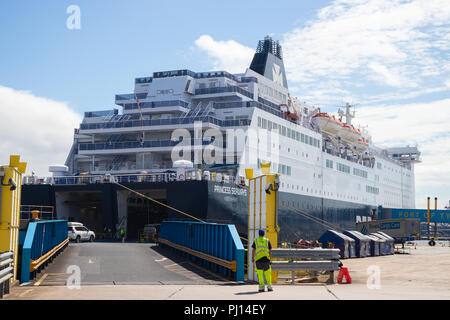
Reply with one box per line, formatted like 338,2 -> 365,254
392,209 -> 450,223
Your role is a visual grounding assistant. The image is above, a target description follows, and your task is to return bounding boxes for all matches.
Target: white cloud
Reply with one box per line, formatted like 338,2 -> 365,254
193,1 -> 450,105
0,86 -> 82,176
354,98 -> 450,208
368,62 -> 417,88
354,99 -> 450,145
194,35 -> 255,74
281,0 -> 450,102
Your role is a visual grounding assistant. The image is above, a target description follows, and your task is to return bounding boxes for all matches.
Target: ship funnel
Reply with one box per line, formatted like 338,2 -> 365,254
249,36 -> 288,89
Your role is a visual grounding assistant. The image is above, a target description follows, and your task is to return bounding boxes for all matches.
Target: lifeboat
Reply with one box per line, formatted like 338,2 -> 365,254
355,138 -> 369,151
339,124 -> 361,144
312,113 -> 343,136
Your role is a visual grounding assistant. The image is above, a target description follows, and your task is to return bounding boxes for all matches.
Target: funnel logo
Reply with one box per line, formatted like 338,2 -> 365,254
272,64 -> 283,86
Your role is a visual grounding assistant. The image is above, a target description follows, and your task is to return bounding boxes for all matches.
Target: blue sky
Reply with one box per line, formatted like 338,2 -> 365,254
0,0 -> 329,112
0,0 -> 449,209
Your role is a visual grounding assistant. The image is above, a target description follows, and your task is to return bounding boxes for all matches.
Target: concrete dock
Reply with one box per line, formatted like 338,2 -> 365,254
5,243 -> 450,300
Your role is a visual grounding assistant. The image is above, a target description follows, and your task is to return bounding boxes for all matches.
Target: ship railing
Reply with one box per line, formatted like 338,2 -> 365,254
78,139 -> 224,151
42,173 -> 172,185
122,100 -> 190,110
115,173 -> 171,184
79,116 -> 251,130
115,92 -> 148,101
212,100 -> 283,118
194,85 -> 254,99
20,205 -> 55,220
23,172 -> 245,186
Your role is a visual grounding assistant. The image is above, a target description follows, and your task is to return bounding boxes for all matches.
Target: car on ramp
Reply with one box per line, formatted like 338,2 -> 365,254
68,222 -> 96,243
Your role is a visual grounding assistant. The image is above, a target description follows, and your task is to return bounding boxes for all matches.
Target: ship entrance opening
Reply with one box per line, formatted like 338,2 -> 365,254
55,191 -> 104,234
126,190 -> 168,241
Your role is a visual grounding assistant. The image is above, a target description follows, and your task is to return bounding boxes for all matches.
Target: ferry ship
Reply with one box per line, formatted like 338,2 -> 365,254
21,36 -> 421,242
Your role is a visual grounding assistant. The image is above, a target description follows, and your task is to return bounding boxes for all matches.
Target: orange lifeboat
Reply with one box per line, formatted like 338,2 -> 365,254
355,137 -> 369,151
340,123 -> 361,144
312,113 -> 343,135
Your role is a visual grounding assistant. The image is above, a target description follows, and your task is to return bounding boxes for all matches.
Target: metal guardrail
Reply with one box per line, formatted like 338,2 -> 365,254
0,251 -> 14,299
271,248 -> 342,284
20,205 -> 55,220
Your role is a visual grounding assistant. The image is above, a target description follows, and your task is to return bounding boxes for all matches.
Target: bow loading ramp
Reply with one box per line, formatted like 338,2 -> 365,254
23,242 -> 234,286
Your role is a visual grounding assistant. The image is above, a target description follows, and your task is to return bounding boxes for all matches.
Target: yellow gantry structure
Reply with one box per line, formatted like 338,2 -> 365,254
246,163 -> 280,283
0,155 -> 27,282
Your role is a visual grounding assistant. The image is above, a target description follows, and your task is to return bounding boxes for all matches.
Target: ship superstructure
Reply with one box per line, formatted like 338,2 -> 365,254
45,36 -> 421,241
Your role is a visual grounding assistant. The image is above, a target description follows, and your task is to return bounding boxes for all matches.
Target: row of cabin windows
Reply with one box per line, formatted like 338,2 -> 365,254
353,168 -> 368,179
377,161 -> 412,176
258,84 -> 287,103
225,115 -> 249,121
328,159 -> 369,179
280,185 -> 367,203
257,117 -> 321,149
337,163 -> 350,174
366,185 -> 379,194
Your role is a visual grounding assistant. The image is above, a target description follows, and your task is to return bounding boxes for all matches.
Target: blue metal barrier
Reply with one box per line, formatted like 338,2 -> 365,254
20,220 -> 68,284
158,221 -> 244,283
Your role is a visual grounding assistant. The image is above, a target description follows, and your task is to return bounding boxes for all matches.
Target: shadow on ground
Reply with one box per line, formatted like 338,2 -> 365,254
150,244 -> 236,284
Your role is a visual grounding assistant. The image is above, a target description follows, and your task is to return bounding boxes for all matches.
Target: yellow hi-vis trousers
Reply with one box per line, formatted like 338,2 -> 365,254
256,265 -> 272,288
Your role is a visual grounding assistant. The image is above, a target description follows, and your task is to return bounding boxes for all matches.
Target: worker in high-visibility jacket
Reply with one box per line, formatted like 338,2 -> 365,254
251,229 -> 273,292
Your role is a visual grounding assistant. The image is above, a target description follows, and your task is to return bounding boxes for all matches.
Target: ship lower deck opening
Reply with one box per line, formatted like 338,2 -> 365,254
125,190 -> 168,240
55,191 -> 104,234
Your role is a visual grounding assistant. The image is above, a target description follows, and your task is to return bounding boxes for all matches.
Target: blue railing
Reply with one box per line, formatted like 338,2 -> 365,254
153,69 -> 197,79
84,109 -> 118,118
141,69 -> 259,84
79,139 -> 220,151
20,220 -> 68,283
195,86 -> 254,99
123,100 -> 189,110
158,221 -> 244,282
79,116 -> 250,130
152,69 -> 241,82
115,93 -> 148,101
258,96 -> 281,110
135,77 -> 153,84
213,100 -> 283,118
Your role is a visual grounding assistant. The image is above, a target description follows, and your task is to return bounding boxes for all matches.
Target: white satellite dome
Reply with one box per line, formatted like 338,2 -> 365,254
48,165 -> 69,173
172,160 -> 193,168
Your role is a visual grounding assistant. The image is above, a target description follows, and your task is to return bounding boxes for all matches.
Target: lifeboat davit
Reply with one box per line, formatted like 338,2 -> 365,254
339,124 -> 361,144
355,138 -> 369,151
312,113 -> 343,136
